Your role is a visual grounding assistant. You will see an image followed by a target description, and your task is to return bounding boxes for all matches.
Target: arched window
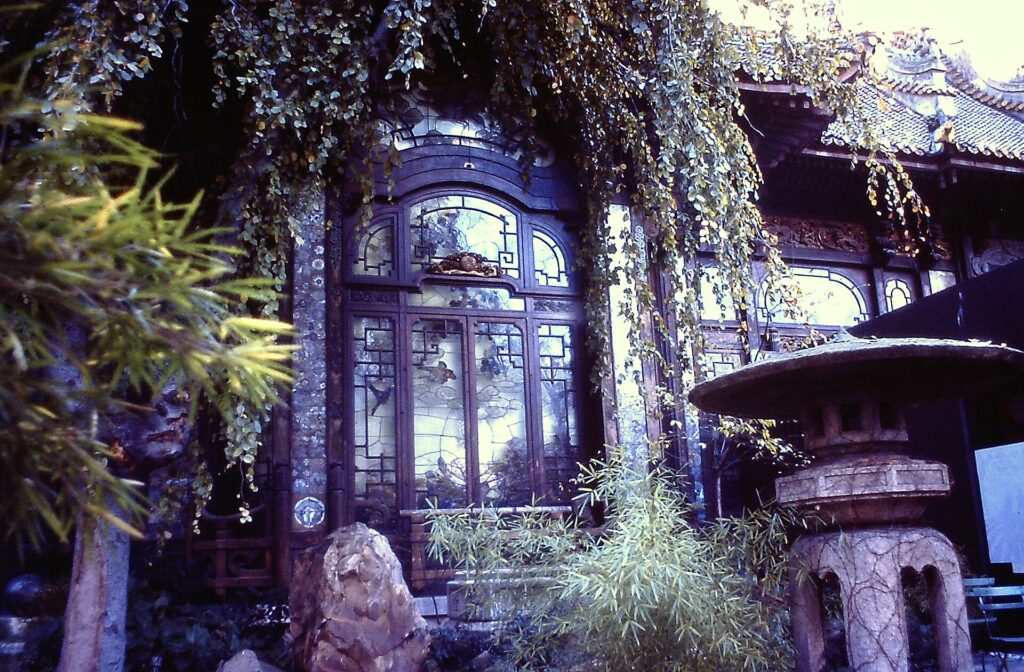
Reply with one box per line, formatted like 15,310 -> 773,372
885,278 -> 912,312
409,196 -> 520,277
345,190 -> 585,530
351,220 -> 394,277
533,230 -> 569,287
757,266 -> 869,327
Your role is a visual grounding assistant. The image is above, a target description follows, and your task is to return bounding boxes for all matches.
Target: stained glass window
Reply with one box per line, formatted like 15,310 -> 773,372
533,230 -> 569,287
346,190 -> 585,518
352,317 -> 399,530
382,105 -> 557,167
412,319 -> 468,508
699,266 -> 735,321
538,324 -> 579,502
352,221 -> 394,277
408,284 -> 526,311
410,196 -> 520,277
475,323 -> 530,506
702,350 -> 743,379
928,270 -> 956,294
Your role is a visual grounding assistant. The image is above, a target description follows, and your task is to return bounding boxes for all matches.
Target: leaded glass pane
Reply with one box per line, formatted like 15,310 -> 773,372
699,266 -> 733,321
475,323 -> 530,506
533,230 -> 569,287
352,317 -> 398,531
381,104 -> 558,166
538,324 -> 579,502
928,270 -> 956,294
758,267 -> 869,326
885,278 -> 912,312
408,285 -> 525,311
409,196 -> 520,277
412,319 -> 467,507
352,222 -> 394,276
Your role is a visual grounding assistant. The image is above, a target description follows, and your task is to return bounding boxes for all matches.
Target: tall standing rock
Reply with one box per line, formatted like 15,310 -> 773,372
290,523 -> 430,672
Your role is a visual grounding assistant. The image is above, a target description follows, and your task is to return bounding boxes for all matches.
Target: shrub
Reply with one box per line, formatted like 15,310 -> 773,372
429,460 -> 804,672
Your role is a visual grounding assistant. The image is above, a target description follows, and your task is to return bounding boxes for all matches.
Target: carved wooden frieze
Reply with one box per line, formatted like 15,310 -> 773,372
765,215 -> 870,253
349,289 -> 399,304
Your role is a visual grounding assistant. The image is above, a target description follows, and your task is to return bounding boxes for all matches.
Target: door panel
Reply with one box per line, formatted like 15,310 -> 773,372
537,322 -> 580,502
410,318 -> 468,508
350,314 -> 400,531
473,321 -> 531,506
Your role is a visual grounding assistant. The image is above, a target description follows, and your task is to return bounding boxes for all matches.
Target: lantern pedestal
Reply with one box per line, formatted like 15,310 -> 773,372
790,527 -> 971,672
689,335 -> 1024,672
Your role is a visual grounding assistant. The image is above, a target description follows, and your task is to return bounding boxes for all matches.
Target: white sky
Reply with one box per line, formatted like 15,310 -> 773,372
837,0 -> 1024,80
713,0 -> 1024,80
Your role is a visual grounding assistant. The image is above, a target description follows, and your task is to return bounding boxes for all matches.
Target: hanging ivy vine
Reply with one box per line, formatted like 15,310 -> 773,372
38,0 -> 189,111
31,0 -> 936,512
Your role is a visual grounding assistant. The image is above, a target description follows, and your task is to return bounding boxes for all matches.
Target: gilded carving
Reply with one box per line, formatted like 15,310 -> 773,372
426,251 -> 501,277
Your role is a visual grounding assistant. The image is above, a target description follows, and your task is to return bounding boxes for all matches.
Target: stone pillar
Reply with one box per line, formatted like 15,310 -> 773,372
688,336 -> 1024,672
790,567 -> 826,672
605,205 -> 652,470
289,188 -> 329,536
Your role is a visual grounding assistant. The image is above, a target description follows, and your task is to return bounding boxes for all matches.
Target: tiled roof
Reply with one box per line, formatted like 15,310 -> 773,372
942,54 -> 1024,114
820,35 -> 1024,162
950,92 -> 1024,159
875,76 -> 956,97
822,83 -> 935,156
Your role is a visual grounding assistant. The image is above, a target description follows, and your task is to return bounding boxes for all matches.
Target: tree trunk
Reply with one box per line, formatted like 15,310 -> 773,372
58,512 -> 130,672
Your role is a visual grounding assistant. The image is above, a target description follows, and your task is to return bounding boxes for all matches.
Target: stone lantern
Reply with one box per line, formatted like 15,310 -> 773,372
689,334 -> 1024,672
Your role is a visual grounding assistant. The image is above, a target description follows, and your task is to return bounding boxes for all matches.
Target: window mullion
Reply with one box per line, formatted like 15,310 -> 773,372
525,316 -> 547,501
464,316 -> 482,506
397,310 -> 415,514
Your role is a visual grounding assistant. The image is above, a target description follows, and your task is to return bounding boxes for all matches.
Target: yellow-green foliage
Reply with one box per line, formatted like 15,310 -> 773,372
429,461 -> 805,671
0,66 -> 292,549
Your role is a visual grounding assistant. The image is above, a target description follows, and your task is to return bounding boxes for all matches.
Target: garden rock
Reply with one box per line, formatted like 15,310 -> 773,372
216,649 -> 283,672
290,523 -> 430,672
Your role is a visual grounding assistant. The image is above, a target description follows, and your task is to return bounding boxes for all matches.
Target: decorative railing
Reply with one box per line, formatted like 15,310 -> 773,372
186,506 -> 274,597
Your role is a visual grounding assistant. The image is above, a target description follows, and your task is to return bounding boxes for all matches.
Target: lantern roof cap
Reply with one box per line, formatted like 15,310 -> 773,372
688,333 -> 1024,418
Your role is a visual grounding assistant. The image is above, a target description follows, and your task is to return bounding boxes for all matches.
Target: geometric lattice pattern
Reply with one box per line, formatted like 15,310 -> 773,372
410,196 -> 520,278
538,323 -> 579,501
475,322 -> 530,506
352,316 -> 399,531
533,230 -> 569,287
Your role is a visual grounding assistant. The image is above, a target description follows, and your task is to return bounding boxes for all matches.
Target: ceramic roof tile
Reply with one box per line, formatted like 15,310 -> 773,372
820,75 -> 1024,161
739,31 -> 1024,163
821,83 -> 934,155
951,92 -> 1024,159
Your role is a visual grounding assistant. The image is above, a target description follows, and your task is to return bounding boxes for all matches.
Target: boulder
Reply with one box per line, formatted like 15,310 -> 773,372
216,649 -> 283,672
290,523 -> 430,672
